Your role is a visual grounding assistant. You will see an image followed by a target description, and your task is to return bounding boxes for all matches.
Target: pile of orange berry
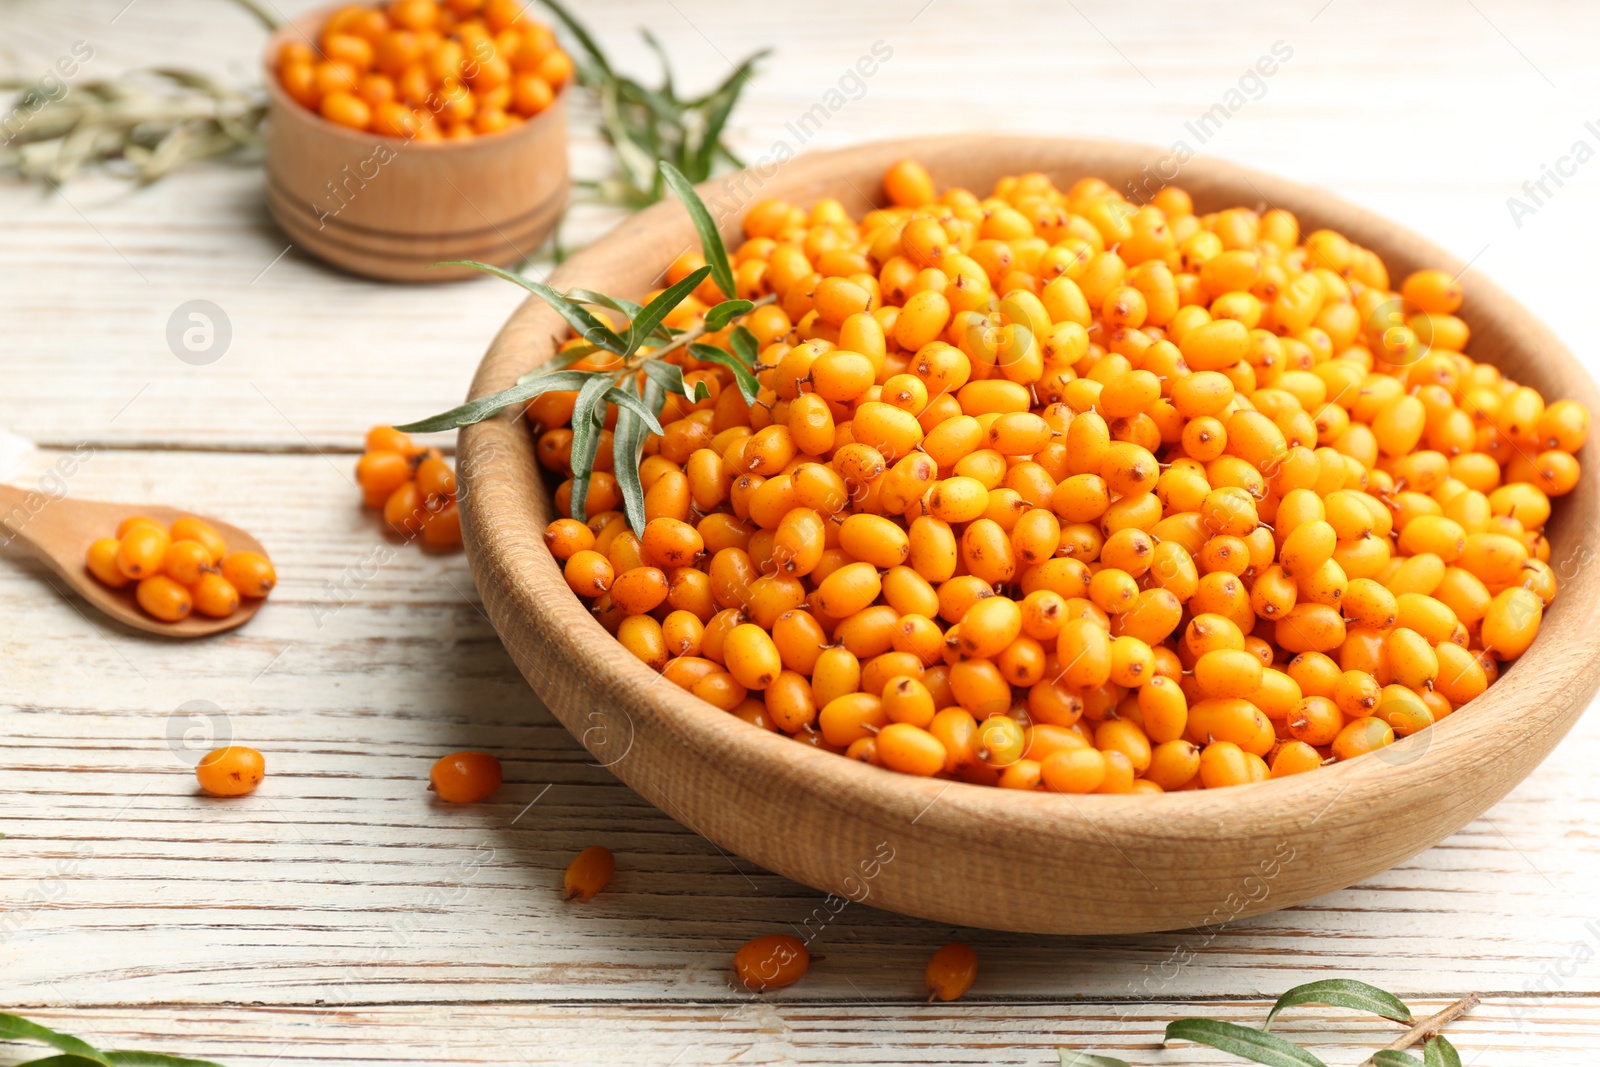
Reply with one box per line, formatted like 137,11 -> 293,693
538,158 -> 1588,793
276,0 -> 571,140
87,515 -> 276,623
357,425 -> 463,547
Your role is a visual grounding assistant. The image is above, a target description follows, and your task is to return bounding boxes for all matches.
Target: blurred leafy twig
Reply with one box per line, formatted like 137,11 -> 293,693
539,0 -> 767,210
0,68 -> 265,185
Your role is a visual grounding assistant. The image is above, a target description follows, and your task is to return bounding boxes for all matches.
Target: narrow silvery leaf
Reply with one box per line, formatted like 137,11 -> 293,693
0,1014 -> 111,1065
1372,1052 -> 1423,1067
1057,1050 -> 1132,1067
703,299 -> 754,332
659,161 -> 735,300
689,343 -> 758,405
626,266 -> 710,357
1422,1036 -> 1461,1067
433,260 -> 627,354
395,371 -> 599,433
1264,979 -> 1413,1030
566,374 -> 613,523
729,324 -> 759,368
1164,1019 -> 1328,1067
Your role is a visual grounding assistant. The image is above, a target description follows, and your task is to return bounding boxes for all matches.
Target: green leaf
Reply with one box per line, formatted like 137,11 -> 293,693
1423,1036 -> 1461,1067
659,161 -> 735,300
688,52 -> 767,180
1264,979 -> 1413,1030
434,260 -> 626,354
1373,1052 -> 1423,1067
603,387 -> 665,436
729,324 -> 759,368
1164,1019 -> 1328,1067
14,1057 -> 110,1067
639,28 -> 677,102
0,1014 -> 110,1065
690,343 -> 759,405
639,359 -> 708,403
515,345 -> 598,384
566,289 -> 643,319
704,299 -> 754,332
107,1052 -> 230,1067
395,371 -> 599,434
1057,1051 -> 1132,1067
536,0 -> 612,76
627,266 -> 710,357
566,374 -> 613,523
612,378 -> 663,535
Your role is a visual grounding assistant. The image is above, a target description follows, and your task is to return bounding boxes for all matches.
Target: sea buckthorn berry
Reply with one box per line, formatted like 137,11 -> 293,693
523,159 -> 1584,792
925,942 -> 978,1002
188,572 -> 240,619
136,575 -> 193,622
429,750 -> 502,802
117,524 -> 171,580
163,539 -> 216,586
1482,586 -> 1542,660
734,934 -> 810,992
564,845 -> 615,902
221,551 -> 277,598
545,518 -> 596,560
86,537 -> 129,588
196,745 -> 266,797
1331,716 -> 1395,762
169,516 -> 229,563
1041,746 -> 1107,794
563,549 -> 613,597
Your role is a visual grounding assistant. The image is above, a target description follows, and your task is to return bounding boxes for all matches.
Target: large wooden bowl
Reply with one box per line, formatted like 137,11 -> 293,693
457,135 -> 1600,934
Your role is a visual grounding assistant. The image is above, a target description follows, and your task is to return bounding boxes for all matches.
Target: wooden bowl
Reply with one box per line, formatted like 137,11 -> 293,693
457,135 -> 1600,934
261,5 -> 568,283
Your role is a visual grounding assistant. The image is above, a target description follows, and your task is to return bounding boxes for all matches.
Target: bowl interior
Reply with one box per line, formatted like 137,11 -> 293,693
458,135 -> 1600,934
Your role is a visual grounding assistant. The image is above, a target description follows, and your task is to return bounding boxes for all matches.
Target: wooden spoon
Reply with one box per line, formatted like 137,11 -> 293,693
0,483 -> 269,637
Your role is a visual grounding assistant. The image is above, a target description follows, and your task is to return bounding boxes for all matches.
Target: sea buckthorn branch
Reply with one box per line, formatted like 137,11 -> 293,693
539,0 -> 769,210
398,162 -> 770,532
0,1010 -> 228,1066
1055,979 -> 1472,1066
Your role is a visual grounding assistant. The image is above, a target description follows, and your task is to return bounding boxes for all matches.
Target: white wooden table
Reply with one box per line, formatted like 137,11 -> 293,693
5,0 -> 1600,1062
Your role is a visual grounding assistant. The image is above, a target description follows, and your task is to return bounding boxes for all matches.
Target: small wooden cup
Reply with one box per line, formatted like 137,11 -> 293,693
261,5 -> 568,283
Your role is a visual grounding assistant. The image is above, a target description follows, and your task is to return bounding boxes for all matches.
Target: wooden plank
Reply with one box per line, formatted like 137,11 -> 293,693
5,446 -> 1600,1007
6,1000 -> 1597,1066
3,1 -> 1600,448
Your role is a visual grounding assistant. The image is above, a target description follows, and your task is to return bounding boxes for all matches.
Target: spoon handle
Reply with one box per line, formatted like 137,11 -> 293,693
0,480 -> 93,561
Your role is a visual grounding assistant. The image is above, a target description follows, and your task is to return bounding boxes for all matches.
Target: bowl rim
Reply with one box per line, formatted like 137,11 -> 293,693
457,133 -> 1600,933
260,0 -> 569,154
